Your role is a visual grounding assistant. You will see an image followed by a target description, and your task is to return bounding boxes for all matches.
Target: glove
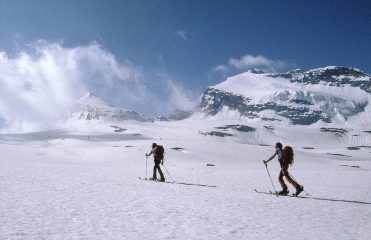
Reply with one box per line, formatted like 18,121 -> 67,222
263,160 -> 267,165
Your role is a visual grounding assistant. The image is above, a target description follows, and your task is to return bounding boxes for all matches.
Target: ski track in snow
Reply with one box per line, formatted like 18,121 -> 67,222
1,127 -> 371,240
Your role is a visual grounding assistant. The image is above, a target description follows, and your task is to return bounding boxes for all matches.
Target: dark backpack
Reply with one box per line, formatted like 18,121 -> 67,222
156,145 -> 165,159
283,146 -> 294,165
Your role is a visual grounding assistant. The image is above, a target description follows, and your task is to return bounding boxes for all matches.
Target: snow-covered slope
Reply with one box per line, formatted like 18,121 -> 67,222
199,67 -> 371,127
61,92 -> 149,125
1,117 -> 370,240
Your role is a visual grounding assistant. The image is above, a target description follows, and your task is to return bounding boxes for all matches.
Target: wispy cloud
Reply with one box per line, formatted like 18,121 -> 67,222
213,54 -> 294,74
165,79 -> 199,111
175,30 -> 189,42
0,41 -> 197,132
212,65 -> 229,73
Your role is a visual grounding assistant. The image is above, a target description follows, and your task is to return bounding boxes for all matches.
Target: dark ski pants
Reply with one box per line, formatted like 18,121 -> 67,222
153,160 -> 164,180
278,163 -> 300,190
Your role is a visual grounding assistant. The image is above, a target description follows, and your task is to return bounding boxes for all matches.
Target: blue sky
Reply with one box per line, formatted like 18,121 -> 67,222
0,0 -> 371,130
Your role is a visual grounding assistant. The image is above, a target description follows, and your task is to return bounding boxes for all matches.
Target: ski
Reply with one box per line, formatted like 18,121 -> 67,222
139,177 -> 217,188
254,189 -> 371,205
139,177 -> 171,183
254,189 -> 309,199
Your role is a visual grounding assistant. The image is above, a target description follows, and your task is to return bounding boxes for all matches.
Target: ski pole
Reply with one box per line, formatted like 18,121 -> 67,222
162,164 -> 175,183
264,162 -> 277,193
145,156 -> 148,179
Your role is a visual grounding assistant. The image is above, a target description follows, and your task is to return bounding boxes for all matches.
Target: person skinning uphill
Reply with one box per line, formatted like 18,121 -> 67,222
263,142 -> 304,196
145,143 -> 165,182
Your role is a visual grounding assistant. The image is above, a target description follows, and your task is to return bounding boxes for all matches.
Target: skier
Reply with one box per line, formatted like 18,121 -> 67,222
145,143 -> 165,182
263,142 -> 304,196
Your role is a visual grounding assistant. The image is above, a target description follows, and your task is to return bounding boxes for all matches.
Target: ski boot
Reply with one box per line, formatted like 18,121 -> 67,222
159,178 -> 165,182
149,177 -> 157,181
277,188 -> 289,195
293,185 -> 304,196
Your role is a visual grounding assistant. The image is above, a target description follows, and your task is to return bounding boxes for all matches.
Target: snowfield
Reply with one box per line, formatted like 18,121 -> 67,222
1,120 -> 370,240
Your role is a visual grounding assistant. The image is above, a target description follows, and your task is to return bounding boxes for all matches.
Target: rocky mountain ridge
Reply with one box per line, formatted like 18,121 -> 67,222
199,67 -> 370,126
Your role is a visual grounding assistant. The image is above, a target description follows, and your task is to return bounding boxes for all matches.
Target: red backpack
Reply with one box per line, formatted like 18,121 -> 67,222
283,146 -> 294,165
155,145 -> 165,159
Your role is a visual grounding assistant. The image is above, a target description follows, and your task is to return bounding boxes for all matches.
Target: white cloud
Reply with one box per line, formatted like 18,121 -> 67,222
212,64 -> 229,73
213,54 -> 293,74
0,41 -> 198,132
175,30 -> 189,42
165,80 -> 199,112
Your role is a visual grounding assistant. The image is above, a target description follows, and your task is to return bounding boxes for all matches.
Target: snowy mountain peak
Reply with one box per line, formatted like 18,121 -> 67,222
198,66 -> 371,126
62,92 -> 149,123
76,92 -> 112,107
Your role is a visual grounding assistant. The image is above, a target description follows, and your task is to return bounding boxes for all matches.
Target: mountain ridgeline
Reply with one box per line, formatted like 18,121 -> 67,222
199,67 -> 371,126
63,92 -> 149,123
62,67 -> 370,127
272,67 -> 371,94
